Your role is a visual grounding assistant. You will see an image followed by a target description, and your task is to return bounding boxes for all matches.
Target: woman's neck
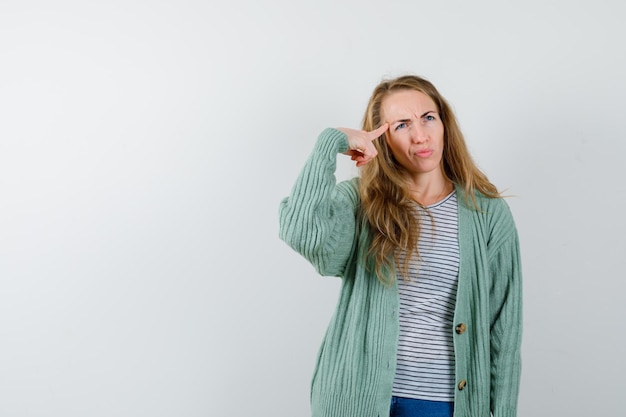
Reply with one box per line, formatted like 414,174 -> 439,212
408,174 -> 453,206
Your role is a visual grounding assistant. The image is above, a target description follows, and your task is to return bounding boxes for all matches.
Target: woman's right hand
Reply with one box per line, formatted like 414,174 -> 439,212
337,123 -> 388,167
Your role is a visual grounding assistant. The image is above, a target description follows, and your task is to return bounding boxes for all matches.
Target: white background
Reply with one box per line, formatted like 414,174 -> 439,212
1,1 -> 625,416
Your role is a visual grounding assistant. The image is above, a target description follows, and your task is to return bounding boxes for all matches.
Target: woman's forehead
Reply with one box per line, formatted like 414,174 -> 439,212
381,90 -> 437,120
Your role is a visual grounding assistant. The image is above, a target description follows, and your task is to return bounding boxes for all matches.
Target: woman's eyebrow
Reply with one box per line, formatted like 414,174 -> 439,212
390,111 -> 436,124
390,118 -> 412,125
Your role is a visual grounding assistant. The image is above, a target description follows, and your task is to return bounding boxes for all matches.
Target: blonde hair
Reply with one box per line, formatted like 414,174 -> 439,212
359,75 -> 499,283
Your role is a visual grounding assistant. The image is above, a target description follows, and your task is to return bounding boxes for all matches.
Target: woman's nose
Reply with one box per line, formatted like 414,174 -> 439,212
410,124 -> 427,143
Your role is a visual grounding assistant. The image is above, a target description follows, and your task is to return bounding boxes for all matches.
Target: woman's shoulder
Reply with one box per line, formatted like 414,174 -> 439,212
456,185 -> 517,233
335,177 -> 361,203
455,184 -> 509,210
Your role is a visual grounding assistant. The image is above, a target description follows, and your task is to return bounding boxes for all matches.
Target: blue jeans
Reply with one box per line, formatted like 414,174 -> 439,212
389,396 -> 454,417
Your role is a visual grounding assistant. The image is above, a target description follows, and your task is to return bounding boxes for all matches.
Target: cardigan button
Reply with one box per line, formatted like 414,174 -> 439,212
455,323 -> 467,334
458,379 -> 467,390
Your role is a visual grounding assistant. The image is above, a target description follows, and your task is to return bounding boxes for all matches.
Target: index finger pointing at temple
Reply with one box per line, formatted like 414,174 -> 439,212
369,123 -> 389,140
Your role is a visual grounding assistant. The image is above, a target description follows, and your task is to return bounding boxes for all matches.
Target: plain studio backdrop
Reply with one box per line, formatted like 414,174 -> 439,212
1,1 -> 624,416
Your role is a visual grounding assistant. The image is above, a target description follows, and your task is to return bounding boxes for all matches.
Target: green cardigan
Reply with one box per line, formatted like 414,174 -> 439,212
279,128 -> 522,417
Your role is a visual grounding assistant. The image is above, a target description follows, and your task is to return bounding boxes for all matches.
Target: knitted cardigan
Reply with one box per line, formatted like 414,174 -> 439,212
279,128 -> 523,417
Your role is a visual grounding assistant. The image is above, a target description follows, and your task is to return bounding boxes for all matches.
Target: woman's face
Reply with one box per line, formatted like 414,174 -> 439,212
381,89 -> 445,179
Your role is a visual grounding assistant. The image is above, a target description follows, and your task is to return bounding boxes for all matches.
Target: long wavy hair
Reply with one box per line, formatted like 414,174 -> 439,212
359,75 -> 500,283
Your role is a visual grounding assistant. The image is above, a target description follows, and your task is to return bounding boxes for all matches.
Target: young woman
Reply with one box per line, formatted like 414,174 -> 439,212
279,75 -> 522,417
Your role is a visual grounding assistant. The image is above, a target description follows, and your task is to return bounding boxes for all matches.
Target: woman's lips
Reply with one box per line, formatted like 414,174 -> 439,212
415,149 -> 433,158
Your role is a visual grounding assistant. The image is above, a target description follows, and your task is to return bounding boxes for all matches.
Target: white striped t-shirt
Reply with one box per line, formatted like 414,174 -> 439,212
392,190 -> 460,402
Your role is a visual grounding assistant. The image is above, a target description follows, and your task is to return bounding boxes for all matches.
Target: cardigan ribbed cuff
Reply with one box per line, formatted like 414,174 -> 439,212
314,128 -> 349,156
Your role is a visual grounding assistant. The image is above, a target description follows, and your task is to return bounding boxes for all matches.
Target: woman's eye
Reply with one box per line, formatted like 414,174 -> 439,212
395,122 -> 407,131
425,114 -> 436,121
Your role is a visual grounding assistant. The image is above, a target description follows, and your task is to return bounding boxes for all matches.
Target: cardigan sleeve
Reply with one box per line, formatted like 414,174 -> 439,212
278,128 -> 360,277
487,202 -> 523,417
